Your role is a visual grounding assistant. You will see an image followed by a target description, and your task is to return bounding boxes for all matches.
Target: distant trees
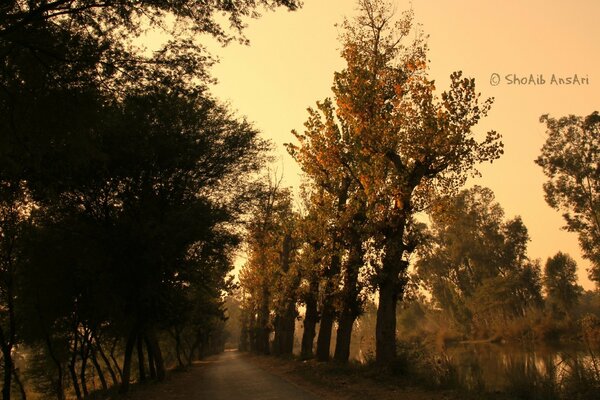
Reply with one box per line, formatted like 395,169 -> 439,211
238,180 -> 298,356
543,252 -> 583,319
535,112 -> 600,286
416,186 -> 543,337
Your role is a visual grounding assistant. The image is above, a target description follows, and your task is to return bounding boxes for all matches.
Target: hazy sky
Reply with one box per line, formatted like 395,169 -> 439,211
201,0 -> 599,289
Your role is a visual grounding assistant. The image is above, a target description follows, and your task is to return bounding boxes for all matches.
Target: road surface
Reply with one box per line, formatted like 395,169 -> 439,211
126,350 -> 319,400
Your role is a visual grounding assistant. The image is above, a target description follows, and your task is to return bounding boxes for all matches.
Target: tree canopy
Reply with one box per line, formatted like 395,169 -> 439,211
535,112 -> 600,286
286,0 -> 503,366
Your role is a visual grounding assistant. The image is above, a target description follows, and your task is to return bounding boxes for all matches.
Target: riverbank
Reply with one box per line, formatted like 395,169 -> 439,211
244,353 -> 462,400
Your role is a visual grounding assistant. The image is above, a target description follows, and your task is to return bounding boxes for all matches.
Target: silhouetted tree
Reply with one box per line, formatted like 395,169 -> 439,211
535,112 -> 600,286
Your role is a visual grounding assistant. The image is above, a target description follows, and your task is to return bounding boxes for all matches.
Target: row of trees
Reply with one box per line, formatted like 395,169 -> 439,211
237,0 -> 599,368
0,1 -> 300,399
238,0 -> 503,366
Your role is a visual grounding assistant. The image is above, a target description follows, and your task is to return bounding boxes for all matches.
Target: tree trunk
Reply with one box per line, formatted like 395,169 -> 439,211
109,337 -> 123,381
90,349 -> 108,391
68,354 -> 82,400
316,251 -> 341,361
300,276 -> 319,359
1,257 -> 18,400
11,366 -> 26,400
44,333 -> 65,400
2,341 -> 12,400
136,335 -> 146,382
315,294 -> 335,362
280,302 -> 296,355
257,285 -> 271,355
144,337 -> 157,380
173,329 -> 184,367
187,336 -> 202,365
334,314 -> 355,362
277,232 -> 296,356
79,347 -> 89,398
375,221 -> 408,368
95,338 -> 118,386
146,330 -> 165,381
239,315 -> 250,352
119,329 -> 137,394
334,228 -> 364,363
272,315 -> 282,356
375,278 -> 398,367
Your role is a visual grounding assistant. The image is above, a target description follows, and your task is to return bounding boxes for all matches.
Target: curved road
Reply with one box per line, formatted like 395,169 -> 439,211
128,350 -> 319,400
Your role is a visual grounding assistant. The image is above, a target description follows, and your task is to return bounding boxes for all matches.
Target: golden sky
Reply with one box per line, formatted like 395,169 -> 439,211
204,0 -> 599,289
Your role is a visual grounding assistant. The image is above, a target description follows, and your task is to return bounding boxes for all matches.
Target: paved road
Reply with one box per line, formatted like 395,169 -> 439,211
128,350 -> 320,400
193,350 -> 318,399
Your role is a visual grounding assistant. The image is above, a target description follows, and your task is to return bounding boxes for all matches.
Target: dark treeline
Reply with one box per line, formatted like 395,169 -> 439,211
0,1 -> 301,399
236,0 -> 600,379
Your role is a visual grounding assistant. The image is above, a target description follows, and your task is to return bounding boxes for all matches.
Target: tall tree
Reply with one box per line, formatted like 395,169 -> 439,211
535,112 -> 600,286
310,0 -> 502,366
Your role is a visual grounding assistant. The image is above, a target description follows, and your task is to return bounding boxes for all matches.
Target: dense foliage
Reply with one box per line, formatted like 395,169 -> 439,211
0,1 -> 299,399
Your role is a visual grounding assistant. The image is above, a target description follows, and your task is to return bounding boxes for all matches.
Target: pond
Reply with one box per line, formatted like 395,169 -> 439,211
444,343 -> 600,398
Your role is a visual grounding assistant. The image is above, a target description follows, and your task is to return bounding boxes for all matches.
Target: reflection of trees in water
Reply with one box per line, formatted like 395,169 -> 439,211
446,344 -> 599,397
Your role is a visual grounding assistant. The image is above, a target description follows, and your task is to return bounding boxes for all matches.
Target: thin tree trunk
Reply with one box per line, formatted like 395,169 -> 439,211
11,366 -> 26,400
95,338 -> 118,386
173,329 -> 184,368
108,337 -> 123,381
137,335 -> 146,382
2,253 -> 19,400
119,329 -> 137,394
187,336 -> 202,365
144,337 -> 157,380
79,346 -> 89,398
68,353 -> 82,400
90,349 -> 108,391
146,330 -> 165,381
44,333 -> 65,400
1,341 -> 13,400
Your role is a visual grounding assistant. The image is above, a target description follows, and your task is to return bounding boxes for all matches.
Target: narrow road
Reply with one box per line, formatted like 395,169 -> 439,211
126,350 -> 320,400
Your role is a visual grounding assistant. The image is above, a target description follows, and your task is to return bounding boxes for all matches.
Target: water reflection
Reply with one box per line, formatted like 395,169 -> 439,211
445,344 -> 599,398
